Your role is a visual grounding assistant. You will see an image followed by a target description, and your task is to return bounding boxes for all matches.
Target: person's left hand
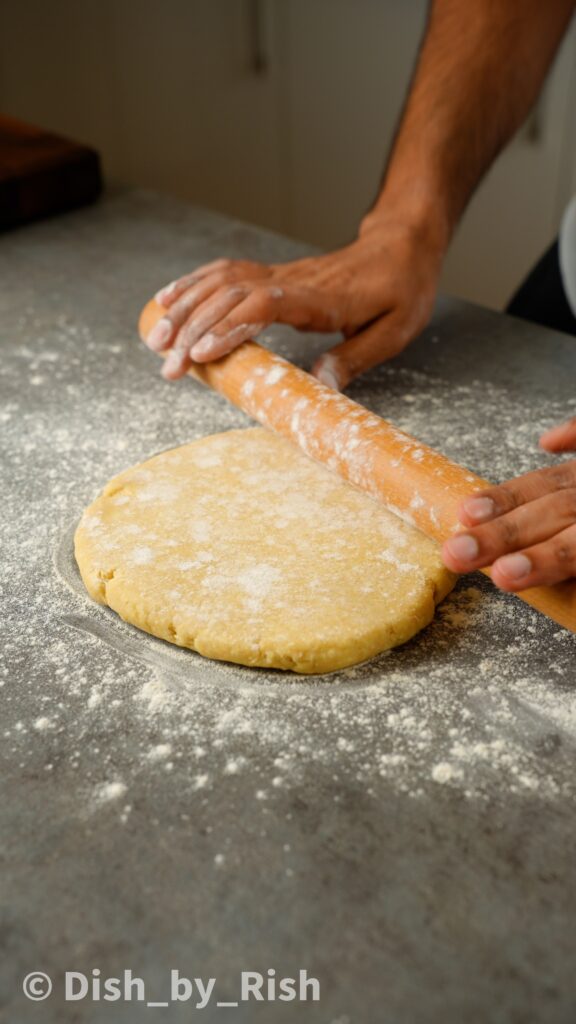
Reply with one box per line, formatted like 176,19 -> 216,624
442,418 -> 576,590
142,210 -> 446,388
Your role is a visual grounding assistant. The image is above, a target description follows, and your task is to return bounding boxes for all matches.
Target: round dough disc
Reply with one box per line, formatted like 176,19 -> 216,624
75,428 -> 455,674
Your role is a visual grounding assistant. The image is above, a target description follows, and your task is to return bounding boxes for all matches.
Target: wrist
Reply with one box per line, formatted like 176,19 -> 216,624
359,182 -> 452,257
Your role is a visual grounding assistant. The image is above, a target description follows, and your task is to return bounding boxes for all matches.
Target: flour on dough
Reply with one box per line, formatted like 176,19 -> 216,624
74,428 -> 455,674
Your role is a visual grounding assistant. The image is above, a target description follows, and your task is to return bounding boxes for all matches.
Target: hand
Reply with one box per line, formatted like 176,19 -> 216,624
144,212 -> 445,388
442,418 -> 576,590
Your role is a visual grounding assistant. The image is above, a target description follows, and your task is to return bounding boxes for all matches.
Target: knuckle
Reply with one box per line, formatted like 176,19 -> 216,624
242,260 -> 261,274
549,464 -> 576,490
495,486 -> 521,513
253,287 -> 274,314
211,270 -> 232,288
209,267 -> 240,289
495,516 -> 520,548
162,315 -> 180,336
172,331 -> 190,353
552,535 -> 576,567
181,272 -> 198,287
235,279 -> 258,295
169,305 -> 187,325
228,322 -> 251,339
172,290 -> 201,318
217,318 -> 233,336
562,488 -> 576,521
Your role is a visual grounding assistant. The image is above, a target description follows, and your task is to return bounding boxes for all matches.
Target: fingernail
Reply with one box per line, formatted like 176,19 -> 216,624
155,281 -> 178,305
146,317 -> 172,351
539,424 -> 572,451
495,553 -> 532,581
190,333 -> 218,359
445,534 -> 479,564
316,367 -> 340,391
161,348 -> 188,379
462,496 -> 495,523
539,427 -> 559,446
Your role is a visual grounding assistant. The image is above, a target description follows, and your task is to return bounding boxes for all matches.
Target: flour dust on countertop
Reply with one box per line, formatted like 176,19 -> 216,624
2,305 -> 576,839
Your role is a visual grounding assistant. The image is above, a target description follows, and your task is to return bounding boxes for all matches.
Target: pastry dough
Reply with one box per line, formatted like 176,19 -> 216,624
75,428 -> 455,674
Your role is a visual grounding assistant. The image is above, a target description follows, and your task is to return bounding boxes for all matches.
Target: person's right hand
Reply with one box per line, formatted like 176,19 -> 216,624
144,211 -> 447,389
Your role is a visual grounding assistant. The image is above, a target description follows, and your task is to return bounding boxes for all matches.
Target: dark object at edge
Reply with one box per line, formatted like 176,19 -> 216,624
0,114 -> 102,231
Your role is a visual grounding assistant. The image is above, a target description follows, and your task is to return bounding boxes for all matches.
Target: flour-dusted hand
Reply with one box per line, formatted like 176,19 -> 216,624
442,419 -> 576,590
144,212 -> 445,389
144,0 -> 574,391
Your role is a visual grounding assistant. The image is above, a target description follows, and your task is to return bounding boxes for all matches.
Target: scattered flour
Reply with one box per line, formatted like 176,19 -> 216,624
147,743 -> 173,761
33,717 -> 53,731
2,301 -> 576,835
95,781 -> 128,804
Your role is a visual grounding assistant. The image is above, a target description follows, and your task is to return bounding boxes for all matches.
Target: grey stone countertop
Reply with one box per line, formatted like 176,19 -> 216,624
2,187 -> 576,1024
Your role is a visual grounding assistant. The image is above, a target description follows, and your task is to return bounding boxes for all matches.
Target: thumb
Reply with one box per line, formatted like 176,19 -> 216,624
539,416 -> 576,452
311,314 -> 408,391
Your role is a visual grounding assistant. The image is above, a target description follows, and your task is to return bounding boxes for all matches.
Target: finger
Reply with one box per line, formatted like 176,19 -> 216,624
146,273 -> 242,352
161,321 -> 266,380
193,323 -> 266,365
442,487 -> 576,572
154,259 -> 240,306
187,284 -> 322,362
173,287 -> 249,352
491,523 -> 576,590
154,271 -> 203,308
539,417 -> 576,453
311,312 -> 406,391
155,259 -> 271,307
161,289 -> 255,380
458,461 -> 576,526
312,352 -> 342,391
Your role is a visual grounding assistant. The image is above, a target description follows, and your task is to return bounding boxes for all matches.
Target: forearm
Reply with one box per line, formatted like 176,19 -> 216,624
148,0 -> 574,389
364,0 -> 575,247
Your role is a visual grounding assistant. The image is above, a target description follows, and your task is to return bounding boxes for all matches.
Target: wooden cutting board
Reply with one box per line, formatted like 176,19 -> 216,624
0,114 -> 102,230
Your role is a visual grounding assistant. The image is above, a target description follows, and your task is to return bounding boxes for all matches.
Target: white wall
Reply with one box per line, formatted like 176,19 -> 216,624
1,0 -> 575,309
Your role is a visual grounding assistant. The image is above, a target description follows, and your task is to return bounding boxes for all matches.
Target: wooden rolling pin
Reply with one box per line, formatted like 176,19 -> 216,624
139,298 -> 576,632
